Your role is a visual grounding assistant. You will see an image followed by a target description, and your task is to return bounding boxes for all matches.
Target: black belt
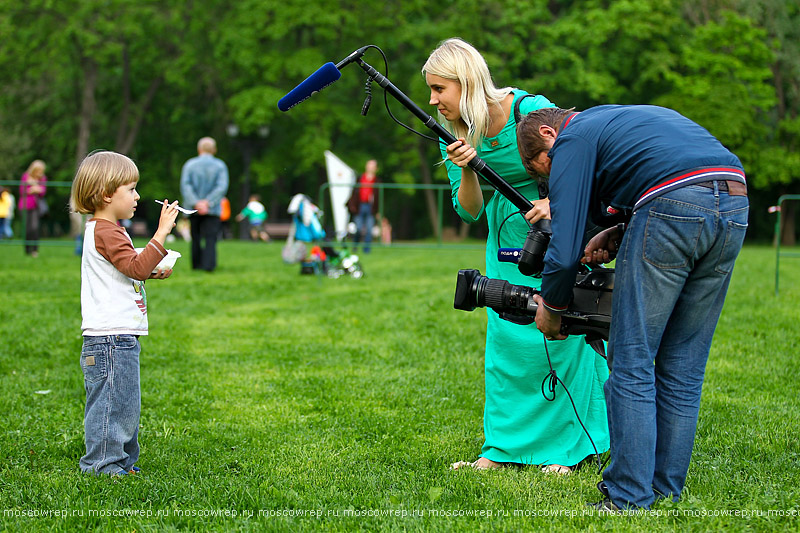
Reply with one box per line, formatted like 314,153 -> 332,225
696,180 -> 747,196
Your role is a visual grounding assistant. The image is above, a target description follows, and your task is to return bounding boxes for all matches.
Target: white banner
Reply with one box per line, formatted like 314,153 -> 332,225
324,150 -> 356,241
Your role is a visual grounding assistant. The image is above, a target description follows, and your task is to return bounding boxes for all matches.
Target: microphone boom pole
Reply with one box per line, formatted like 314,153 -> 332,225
347,58 -> 535,214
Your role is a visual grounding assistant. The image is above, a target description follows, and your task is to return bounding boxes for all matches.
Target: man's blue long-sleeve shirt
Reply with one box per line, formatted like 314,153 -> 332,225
541,105 -> 744,311
180,153 -> 229,216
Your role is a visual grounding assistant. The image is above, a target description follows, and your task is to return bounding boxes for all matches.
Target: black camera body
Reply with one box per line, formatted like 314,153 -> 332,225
454,217 -> 614,354
454,267 -> 613,341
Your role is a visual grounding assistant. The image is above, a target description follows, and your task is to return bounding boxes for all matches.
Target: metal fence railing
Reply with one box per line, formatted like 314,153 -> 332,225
317,181 -> 495,249
774,194 -> 800,295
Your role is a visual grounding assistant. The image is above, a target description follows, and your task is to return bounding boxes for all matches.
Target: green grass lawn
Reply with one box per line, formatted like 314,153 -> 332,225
1,240 -> 799,532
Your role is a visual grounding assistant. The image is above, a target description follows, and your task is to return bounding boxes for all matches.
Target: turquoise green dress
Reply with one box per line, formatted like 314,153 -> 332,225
442,91 -> 609,465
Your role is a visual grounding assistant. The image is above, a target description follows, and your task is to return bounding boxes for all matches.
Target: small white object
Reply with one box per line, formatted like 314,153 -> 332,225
154,199 -> 197,215
34,390 -> 51,395
135,248 -> 182,273
154,250 -> 181,272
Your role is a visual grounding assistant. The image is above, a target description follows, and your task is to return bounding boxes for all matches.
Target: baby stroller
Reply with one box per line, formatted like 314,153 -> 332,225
322,245 -> 364,279
302,245 -> 364,278
284,194 -> 364,279
282,194 -> 325,266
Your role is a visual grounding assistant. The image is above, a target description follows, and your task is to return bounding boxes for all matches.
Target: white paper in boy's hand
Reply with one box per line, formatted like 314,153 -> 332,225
154,250 -> 182,272
135,248 -> 182,273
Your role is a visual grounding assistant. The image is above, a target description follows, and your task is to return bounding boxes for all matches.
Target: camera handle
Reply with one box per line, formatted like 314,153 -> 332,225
500,310 -> 607,359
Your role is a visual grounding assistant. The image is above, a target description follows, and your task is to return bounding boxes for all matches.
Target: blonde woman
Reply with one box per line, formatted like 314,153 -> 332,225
423,38 -> 609,472
18,159 -> 47,256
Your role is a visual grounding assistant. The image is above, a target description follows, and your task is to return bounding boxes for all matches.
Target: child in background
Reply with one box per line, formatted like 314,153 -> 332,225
0,186 -> 11,239
70,150 -> 179,476
235,193 -> 270,241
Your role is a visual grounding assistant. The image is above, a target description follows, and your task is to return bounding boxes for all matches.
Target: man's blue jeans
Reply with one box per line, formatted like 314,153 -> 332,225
604,182 -> 748,509
79,335 -> 141,475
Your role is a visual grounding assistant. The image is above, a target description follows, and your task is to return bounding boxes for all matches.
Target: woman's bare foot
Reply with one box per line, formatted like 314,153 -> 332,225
541,464 -> 574,475
451,457 -> 506,470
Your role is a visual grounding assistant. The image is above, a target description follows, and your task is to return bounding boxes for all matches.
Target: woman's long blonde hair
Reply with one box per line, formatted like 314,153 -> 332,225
422,38 -> 512,147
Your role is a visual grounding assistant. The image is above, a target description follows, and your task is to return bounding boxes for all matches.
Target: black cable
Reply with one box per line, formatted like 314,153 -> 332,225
541,335 -> 604,474
496,210 -> 532,250
495,208 -> 604,474
361,77 -> 373,116
358,45 -> 440,142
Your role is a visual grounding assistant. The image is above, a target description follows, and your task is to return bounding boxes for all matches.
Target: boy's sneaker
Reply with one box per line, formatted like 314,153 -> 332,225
129,466 -> 141,474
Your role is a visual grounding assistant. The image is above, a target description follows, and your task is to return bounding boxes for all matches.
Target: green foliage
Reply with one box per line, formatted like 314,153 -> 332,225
1,242 -> 799,531
0,0 -> 797,240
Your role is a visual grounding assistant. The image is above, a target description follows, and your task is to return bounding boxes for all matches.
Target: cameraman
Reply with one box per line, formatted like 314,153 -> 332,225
516,105 -> 748,511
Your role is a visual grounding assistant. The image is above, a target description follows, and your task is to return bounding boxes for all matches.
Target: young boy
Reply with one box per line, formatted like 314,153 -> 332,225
70,151 -> 179,476
235,193 -> 270,241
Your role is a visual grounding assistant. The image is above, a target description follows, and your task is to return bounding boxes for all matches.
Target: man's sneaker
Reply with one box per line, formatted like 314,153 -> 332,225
590,482 -> 623,513
587,498 -> 622,514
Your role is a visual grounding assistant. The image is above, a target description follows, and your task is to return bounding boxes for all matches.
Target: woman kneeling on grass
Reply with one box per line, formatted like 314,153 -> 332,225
71,151 -> 179,476
423,38 -> 610,473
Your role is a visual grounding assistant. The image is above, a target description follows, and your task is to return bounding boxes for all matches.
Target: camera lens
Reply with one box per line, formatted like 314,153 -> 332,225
518,229 -> 550,276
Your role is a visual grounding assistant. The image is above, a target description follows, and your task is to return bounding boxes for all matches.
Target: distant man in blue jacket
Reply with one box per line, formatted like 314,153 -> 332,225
517,105 -> 749,511
180,137 -> 229,272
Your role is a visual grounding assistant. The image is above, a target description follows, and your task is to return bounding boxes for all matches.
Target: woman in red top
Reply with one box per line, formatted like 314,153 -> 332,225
348,159 -> 378,253
19,159 -> 47,257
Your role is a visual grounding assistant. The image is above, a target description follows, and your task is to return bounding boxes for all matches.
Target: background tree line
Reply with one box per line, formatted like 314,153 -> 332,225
0,0 -> 797,242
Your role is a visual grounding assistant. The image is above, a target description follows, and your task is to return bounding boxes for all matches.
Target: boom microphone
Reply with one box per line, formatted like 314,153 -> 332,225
277,62 -> 341,112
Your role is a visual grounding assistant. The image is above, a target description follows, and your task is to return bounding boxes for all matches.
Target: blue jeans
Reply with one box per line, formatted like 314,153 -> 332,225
603,182 -> 748,509
353,202 -> 374,252
79,335 -> 141,474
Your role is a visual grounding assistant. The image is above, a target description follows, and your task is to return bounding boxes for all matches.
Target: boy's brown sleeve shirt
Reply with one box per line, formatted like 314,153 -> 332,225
92,219 -> 166,281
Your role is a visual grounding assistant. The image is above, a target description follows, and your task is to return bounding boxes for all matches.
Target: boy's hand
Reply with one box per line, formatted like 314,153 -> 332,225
153,199 -> 179,244
150,268 -> 173,279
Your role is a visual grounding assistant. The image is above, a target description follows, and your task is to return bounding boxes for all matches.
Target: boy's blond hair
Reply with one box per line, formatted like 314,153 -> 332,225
71,151 -> 139,215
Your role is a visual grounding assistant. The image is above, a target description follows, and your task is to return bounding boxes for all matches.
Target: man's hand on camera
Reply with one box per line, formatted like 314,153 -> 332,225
582,226 -> 622,266
533,294 -> 567,341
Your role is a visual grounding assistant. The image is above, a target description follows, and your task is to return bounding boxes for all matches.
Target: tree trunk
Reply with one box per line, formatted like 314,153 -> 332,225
113,43 -> 164,155
75,56 -> 97,164
70,55 -> 98,238
416,138 -> 440,238
458,220 -> 471,239
780,200 -> 796,246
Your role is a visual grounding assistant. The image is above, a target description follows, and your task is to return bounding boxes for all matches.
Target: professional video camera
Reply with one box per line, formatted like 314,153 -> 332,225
454,266 -> 613,350
455,215 -> 614,352
277,45 -> 614,348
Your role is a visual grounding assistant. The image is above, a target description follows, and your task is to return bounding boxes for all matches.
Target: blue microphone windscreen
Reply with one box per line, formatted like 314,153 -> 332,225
278,62 -> 341,111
